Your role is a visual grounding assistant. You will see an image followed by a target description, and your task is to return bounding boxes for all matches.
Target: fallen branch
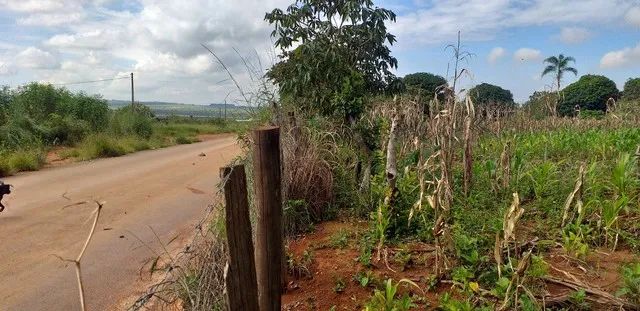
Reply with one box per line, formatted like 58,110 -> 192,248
54,201 -> 104,311
543,276 -> 639,310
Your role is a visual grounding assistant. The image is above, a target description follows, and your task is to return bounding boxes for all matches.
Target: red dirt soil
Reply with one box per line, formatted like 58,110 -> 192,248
282,220 -> 639,310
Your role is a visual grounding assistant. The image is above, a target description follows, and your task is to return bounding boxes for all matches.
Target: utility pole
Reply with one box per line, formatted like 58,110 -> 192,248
130,72 -> 135,108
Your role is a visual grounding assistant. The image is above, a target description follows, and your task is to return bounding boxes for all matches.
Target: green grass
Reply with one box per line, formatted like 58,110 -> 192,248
0,149 -> 45,176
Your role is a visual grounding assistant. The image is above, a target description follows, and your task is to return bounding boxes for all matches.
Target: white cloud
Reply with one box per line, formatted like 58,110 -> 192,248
15,47 -> 59,69
0,61 -> 17,76
487,47 -> 505,64
514,48 -> 542,62
0,0 -> 66,13
600,42 -> 640,68
18,12 -> 85,26
556,27 -> 591,44
391,0 -> 636,48
626,7 -> 640,27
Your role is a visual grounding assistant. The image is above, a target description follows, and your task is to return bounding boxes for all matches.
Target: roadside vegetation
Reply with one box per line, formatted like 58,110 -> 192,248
0,83 -> 248,177
124,0 -> 638,309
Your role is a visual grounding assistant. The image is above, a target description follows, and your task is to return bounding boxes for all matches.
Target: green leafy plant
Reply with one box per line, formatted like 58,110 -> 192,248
364,279 -> 418,311
568,289 -> 590,310
329,229 -> 350,249
617,262 -> 640,304
333,277 -> 347,293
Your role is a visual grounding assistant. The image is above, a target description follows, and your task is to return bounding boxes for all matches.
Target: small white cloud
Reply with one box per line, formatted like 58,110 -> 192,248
0,0 -> 64,13
600,42 -> 640,68
15,47 -> 59,69
487,47 -> 506,64
514,48 -> 542,62
556,27 -> 591,44
17,12 -> 85,26
0,61 -> 17,76
626,7 -> 640,27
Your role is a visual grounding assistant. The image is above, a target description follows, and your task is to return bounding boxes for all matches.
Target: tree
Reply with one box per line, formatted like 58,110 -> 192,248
559,75 -> 619,116
265,0 -> 398,122
541,54 -> 578,90
402,72 -> 447,99
468,83 -> 515,108
622,78 -> 640,102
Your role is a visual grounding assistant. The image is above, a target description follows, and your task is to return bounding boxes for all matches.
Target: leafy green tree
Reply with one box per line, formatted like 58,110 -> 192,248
402,72 -> 447,98
622,78 -> 640,102
468,83 -> 515,108
559,75 -> 619,116
265,0 -> 398,122
12,83 -> 65,121
541,54 -> 578,90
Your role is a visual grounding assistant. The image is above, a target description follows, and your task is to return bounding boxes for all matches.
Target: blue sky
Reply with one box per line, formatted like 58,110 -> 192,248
0,0 -> 639,104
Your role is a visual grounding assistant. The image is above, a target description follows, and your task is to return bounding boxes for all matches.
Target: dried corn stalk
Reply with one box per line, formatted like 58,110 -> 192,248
561,164 -> 585,227
503,193 -> 523,247
499,141 -> 511,190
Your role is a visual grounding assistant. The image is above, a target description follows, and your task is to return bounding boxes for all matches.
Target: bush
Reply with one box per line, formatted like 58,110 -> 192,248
7,149 -> 44,172
622,78 -> 640,102
559,75 -> 619,116
57,92 -> 109,130
42,114 -> 91,145
78,134 -> 128,159
109,105 -> 154,139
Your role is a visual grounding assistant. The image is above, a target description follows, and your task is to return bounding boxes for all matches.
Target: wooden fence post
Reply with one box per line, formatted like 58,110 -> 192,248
221,165 -> 259,311
252,126 -> 284,311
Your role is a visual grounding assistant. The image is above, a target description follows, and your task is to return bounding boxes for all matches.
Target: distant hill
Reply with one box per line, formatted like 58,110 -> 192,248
108,100 -> 251,118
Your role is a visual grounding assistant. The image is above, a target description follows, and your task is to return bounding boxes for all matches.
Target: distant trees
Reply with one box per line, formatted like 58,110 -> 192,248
523,91 -> 559,119
558,75 -> 619,116
622,78 -> 640,102
402,72 -> 447,99
541,54 -> 578,90
468,83 -> 515,109
265,0 -> 398,122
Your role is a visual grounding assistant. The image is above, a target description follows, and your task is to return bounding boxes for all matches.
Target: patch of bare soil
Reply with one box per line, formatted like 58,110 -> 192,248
45,146 -> 74,167
283,221 -> 451,310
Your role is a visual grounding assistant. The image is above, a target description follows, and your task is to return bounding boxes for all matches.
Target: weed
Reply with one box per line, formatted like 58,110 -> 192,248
333,277 -> 346,293
329,229 -> 350,249
568,289 -> 591,310
364,279 -> 417,311
617,262 -> 640,304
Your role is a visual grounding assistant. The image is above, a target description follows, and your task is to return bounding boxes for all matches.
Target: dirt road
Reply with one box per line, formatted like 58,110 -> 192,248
0,135 -> 241,311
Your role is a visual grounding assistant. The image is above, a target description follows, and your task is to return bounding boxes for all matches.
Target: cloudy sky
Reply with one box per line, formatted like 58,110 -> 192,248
0,0 -> 639,104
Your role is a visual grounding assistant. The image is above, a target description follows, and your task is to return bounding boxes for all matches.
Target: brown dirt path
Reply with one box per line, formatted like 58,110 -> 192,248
0,135 -> 241,311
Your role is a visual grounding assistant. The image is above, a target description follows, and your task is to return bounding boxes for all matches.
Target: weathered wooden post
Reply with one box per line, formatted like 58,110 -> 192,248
252,126 -> 284,311
221,165 -> 259,311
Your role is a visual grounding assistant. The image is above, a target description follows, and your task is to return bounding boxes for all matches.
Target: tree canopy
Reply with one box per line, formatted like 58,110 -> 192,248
559,75 -> 619,116
622,78 -> 640,102
265,0 -> 398,122
468,83 -> 515,108
402,72 -> 447,99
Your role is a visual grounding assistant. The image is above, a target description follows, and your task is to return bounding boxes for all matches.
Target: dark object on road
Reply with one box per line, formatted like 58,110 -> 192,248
0,181 -> 11,212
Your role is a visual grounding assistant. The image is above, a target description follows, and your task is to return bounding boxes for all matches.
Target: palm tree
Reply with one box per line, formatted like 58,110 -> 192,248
541,54 -> 578,90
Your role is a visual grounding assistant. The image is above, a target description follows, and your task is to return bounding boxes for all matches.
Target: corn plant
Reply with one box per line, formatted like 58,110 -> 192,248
364,279 -> 420,311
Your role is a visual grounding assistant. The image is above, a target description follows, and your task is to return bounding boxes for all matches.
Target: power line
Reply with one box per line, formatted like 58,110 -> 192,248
50,76 -> 130,86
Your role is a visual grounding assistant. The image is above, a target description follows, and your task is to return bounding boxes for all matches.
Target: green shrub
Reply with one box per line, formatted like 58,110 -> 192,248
43,114 -> 91,145
622,78 -> 640,102
78,134 -> 128,159
109,105 -> 154,139
559,75 -> 619,116
7,149 -> 44,172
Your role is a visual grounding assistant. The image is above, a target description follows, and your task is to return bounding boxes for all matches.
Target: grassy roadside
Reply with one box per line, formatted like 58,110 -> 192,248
0,119 -> 249,177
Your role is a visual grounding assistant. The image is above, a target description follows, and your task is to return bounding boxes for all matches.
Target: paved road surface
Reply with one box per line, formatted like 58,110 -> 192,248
0,135 -> 240,310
